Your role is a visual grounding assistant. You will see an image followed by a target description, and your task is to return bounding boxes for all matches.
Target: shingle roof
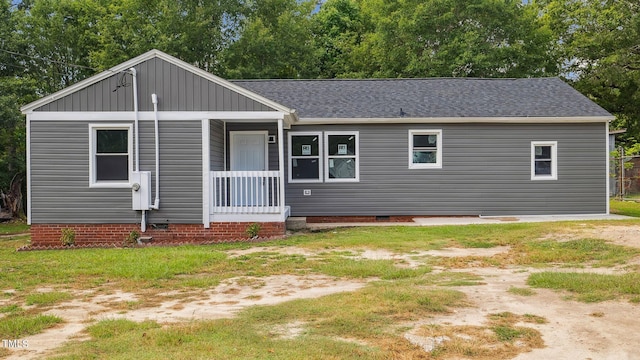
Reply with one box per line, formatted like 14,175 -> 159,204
231,77 -> 611,119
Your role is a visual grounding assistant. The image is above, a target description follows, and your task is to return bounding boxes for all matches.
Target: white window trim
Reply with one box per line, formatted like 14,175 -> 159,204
288,131 -> 323,183
408,129 -> 443,169
531,141 -> 558,181
324,131 -> 359,182
89,123 -> 133,188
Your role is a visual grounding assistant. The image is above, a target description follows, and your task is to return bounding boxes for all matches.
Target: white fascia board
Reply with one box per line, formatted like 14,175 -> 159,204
294,116 -> 614,125
28,111 -> 286,121
21,49 -> 297,120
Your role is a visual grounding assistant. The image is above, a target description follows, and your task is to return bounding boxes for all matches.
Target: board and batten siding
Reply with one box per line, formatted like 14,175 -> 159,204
30,120 -> 203,224
33,57 -> 276,112
285,123 -> 607,216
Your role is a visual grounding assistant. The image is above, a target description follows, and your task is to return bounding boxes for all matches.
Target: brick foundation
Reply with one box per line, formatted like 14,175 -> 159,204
30,222 -> 286,247
305,215 -> 417,223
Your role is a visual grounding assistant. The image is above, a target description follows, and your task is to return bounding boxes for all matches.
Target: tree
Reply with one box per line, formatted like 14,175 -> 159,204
310,0 -> 371,78
221,0 -> 317,79
342,0 -> 558,78
537,0 -> 640,145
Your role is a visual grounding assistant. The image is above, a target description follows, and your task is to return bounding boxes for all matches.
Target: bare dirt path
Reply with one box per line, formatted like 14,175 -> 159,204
5,223 -> 640,359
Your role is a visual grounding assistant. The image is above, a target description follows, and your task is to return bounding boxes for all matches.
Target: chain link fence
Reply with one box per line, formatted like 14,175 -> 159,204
610,150 -> 640,199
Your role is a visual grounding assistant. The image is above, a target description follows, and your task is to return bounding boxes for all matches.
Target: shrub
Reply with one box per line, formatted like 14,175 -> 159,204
60,228 -> 75,246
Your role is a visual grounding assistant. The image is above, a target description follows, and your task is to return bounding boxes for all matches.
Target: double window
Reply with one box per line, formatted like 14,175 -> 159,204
288,131 -> 359,183
89,124 -> 133,187
409,130 -> 442,169
531,141 -> 557,180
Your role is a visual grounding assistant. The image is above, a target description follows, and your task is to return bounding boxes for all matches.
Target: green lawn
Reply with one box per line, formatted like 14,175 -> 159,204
0,221 -> 29,235
0,208 -> 638,359
611,199 -> 640,217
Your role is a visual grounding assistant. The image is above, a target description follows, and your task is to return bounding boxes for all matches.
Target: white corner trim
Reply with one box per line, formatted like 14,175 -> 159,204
605,122 -> 610,215
531,141 -> 558,181
26,114 -> 32,225
202,119 -> 211,228
408,129 -> 443,169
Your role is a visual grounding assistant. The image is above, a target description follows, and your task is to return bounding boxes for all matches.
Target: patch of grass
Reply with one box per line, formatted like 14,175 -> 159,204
610,199 -> 640,217
521,239 -> 638,267
0,304 -> 22,314
310,257 -> 431,280
419,272 -> 485,287
527,272 -> 640,302
0,221 -> 29,235
25,291 -> 72,306
0,313 -> 63,338
87,318 -> 160,339
53,280 -> 467,359
508,287 -> 536,296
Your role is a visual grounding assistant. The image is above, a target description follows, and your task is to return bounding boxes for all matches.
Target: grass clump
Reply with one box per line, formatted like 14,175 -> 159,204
508,287 -> 536,296
527,272 -> 640,302
25,291 -> 72,306
310,257 -> 431,280
0,313 -> 63,338
520,239 -> 638,267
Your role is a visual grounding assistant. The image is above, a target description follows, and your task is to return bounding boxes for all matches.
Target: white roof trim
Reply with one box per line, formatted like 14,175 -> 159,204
28,111 -> 286,121
20,49 -> 297,118
294,116 -> 614,125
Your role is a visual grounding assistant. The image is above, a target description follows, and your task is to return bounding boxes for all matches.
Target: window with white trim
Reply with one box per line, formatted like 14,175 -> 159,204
409,129 -> 442,169
288,132 -> 322,182
325,131 -> 359,182
89,124 -> 133,187
531,141 -> 557,180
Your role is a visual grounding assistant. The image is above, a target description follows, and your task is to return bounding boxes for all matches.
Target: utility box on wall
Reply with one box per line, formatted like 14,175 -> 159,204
131,171 -> 152,210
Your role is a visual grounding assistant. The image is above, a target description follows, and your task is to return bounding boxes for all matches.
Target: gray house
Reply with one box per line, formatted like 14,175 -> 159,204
21,50 -> 614,245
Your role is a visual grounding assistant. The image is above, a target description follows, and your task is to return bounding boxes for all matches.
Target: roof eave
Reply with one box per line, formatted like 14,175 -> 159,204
292,116 -> 615,125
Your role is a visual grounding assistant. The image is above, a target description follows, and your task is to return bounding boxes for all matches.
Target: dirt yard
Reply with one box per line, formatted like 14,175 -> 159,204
5,224 -> 640,360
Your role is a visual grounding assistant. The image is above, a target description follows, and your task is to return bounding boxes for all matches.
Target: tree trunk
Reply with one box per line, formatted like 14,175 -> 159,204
0,174 -> 23,220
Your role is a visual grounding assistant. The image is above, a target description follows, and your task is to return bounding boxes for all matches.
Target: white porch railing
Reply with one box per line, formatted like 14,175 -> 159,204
211,171 -> 282,214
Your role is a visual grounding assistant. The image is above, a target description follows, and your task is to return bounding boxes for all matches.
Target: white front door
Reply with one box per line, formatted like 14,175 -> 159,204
230,131 -> 268,206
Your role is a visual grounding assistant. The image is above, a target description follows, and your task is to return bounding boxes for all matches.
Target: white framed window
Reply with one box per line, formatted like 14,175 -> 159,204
89,124 -> 133,188
288,132 -> 322,183
531,141 -> 557,180
409,129 -> 442,169
325,131 -> 359,182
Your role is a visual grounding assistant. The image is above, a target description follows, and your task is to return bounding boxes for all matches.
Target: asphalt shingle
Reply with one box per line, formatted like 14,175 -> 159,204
232,77 -> 611,119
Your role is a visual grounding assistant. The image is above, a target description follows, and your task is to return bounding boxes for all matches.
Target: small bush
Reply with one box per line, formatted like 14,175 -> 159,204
245,223 -> 261,238
124,230 -> 140,246
60,228 -> 76,246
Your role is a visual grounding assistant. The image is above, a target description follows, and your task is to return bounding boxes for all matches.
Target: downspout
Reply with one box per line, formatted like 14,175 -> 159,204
150,93 -> 160,210
129,67 -> 145,232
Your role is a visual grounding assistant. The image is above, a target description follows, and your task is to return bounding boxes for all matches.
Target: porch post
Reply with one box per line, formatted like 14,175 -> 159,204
277,119 -> 286,217
202,119 -> 211,228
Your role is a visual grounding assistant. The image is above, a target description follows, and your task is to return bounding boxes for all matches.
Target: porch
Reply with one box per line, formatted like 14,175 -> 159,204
203,118 -> 290,224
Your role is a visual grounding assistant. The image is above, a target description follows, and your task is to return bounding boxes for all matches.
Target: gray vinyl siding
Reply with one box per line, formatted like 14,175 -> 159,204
30,120 -> 202,224
210,120 -> 224,171
285,123 -> 607,216
225,123 -> 280,171
34,57 -> 276,112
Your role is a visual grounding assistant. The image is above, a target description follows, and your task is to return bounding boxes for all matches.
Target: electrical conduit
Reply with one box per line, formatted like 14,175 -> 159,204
151,93 -> 160,210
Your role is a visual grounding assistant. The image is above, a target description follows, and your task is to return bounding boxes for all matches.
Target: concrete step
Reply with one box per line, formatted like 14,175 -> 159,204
286,217 -> 307,231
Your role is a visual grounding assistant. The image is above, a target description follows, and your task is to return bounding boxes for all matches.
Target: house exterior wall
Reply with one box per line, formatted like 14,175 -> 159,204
30,119 -> 203,224
285,123 -> 607,216
210,119 -> 225,171
33,57 -> 276,112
